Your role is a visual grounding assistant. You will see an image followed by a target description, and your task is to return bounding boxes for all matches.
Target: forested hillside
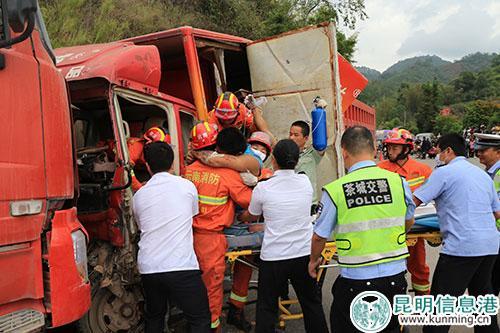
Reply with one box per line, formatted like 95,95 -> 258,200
357,53 -> 499,133
39,0 -> 366,62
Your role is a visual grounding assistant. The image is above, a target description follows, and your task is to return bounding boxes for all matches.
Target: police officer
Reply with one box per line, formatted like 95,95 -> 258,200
413,133 -> 500,333
309,126 -> 416,332
475,133 -> 500,296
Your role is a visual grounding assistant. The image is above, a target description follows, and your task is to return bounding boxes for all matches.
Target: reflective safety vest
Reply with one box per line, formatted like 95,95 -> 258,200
323,165 -> 409,268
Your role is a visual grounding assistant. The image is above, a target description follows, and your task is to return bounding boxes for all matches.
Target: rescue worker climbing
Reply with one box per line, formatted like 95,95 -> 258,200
185,125 -> 253,332
378,128 -> 432,295
208,91 -> 273,140
128,126 -> 171,191
106,126 -> 171,192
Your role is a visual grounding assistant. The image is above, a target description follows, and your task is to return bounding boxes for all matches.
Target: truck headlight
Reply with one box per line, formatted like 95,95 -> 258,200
71,230 -> 88,282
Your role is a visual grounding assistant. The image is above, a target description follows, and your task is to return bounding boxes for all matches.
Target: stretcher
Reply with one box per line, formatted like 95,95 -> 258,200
224,203 -> 441,328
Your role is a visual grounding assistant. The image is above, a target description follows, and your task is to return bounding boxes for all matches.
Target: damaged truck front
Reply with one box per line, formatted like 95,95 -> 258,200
55,21 -> 366,332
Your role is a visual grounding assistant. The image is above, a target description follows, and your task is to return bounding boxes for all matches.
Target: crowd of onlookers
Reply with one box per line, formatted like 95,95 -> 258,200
379,124 -> 499,160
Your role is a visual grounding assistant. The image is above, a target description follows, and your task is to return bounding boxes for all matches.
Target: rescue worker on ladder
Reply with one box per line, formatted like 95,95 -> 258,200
208,91 -> 273,140
474,133 -> 500,295
309,126 -> 416,332
378,128 -> 432,295
185,124 -> 253,332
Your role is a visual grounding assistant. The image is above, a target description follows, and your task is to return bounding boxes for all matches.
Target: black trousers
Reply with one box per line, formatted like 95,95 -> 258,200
423,254 -> 499,333
256,255 -> 329,333
141,270 -> 211,333
331,271 -> 407,333
492,250 -> 500,296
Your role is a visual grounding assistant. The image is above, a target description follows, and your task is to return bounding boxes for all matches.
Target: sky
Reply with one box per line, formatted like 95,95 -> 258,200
340,0 -> 500,72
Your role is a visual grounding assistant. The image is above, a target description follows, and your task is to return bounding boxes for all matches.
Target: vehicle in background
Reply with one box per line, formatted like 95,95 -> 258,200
0,1 -> 90,332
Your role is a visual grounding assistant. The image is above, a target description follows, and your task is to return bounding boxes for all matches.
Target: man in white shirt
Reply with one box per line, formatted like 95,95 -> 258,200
132,142 -> 211,333
239,139 -> 328,333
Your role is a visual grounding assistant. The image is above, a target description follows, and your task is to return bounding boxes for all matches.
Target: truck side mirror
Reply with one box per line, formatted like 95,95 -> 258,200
7,0 -> 37,32
0,0 -> 37,49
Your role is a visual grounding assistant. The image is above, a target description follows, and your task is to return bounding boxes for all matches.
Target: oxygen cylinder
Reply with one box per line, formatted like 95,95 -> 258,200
311,96 -> 328,151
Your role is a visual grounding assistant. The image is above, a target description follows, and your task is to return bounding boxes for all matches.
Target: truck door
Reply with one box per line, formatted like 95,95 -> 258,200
246,22 -> 345,190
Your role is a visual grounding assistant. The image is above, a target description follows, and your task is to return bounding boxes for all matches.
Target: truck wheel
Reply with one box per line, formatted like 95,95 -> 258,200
77,284 -> 143,333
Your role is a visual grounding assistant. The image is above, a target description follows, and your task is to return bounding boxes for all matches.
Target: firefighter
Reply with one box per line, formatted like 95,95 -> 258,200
208,91 -> 272,139
378,128 -> 432,295
474,133 -> 500,295
309,126 -> 416,332
108,126 -> 171,193
185,126 -> 253,332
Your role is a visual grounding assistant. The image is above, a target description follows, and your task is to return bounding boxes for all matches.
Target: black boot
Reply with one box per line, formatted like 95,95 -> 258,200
227,303 -> 252,332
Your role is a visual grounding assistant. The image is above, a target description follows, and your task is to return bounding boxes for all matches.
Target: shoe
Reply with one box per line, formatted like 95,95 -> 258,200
227,303 -> 252,332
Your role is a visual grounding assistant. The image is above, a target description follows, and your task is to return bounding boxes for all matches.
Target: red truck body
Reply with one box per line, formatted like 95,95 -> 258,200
0,2 -> 90,331
344,99 -> 376,134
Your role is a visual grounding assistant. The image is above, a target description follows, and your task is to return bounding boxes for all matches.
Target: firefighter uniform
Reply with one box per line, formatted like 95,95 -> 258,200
127,138 -> 147,192
379,157 -> 432,294
185,161 -> 252,330
314,160 -> 415,332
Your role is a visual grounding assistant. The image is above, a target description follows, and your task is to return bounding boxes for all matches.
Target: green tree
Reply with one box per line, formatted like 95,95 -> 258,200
452,71 -> 477,101
462,100 -> 499,129
434,115 -> 462,135
416,79 -> 440,132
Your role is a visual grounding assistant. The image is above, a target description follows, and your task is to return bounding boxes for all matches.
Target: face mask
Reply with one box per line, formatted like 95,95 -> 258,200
435,154 -> 445,167
251,148 -> 267,162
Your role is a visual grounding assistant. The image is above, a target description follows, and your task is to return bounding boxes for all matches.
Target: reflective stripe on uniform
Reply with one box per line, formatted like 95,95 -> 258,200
211,318 -> 220,328
198,195 -> 228,206
336,216 -> 404,234
338,247 -> 409,266
412,282 -> 430,292
407,176 -> 426,187
230,291 -> 248,303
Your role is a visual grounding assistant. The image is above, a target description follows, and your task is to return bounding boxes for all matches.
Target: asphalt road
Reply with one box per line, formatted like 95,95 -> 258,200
221,157 -> 499,333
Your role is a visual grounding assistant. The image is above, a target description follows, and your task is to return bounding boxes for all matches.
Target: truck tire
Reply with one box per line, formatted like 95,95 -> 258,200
77,278 -> 143,333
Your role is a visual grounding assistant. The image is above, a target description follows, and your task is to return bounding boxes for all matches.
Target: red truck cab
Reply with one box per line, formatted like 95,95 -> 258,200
0,1 -> 90,331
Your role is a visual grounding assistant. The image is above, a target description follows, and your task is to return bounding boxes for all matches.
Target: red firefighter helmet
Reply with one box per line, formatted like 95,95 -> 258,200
383,128 -> 414,150
214,92 -> 240,121
144,126 -> 171,144
248,131 -> 272,156
191,122 -> 219,150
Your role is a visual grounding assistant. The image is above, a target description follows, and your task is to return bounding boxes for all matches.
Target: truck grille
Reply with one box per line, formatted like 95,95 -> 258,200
0,309 -> 45,333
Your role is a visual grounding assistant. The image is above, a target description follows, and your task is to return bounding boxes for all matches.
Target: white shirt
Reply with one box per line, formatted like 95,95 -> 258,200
132,172 -> 199,274
249,170 -> 313,261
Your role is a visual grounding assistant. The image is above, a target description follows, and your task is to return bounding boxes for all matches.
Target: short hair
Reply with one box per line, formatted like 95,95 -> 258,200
341,126 -> 375,155
273,139 -> 300,169
437,133 -> 466,157
143,142 -> 174,174
216,127 -> 247,155
291,120 -> 310,137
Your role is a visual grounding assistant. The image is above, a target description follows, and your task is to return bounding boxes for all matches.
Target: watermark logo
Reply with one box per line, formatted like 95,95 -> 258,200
350,291 -> 392,332
394,294 -> 499,327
